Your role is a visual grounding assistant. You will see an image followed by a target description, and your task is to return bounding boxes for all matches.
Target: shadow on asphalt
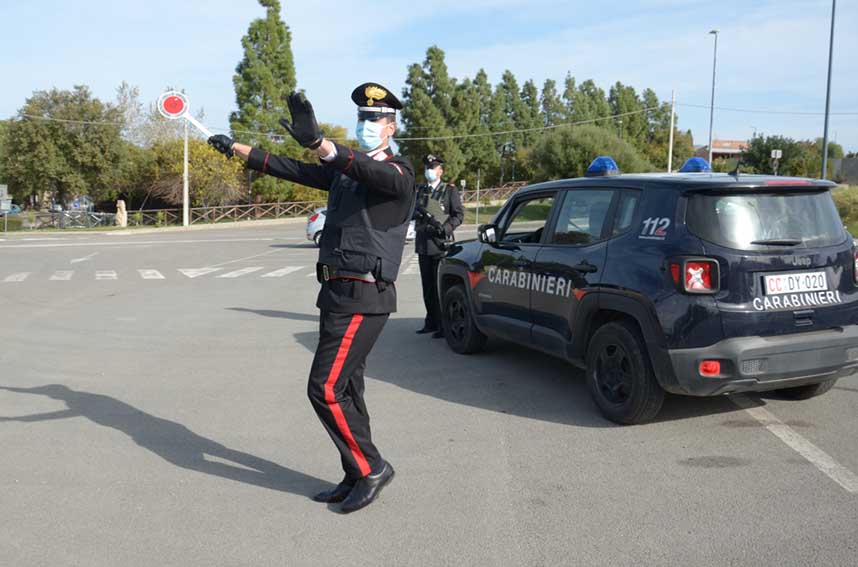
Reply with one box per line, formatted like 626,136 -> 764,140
228,309 -> 747,428
269,243 -> 316,249
0,384 -> 327,496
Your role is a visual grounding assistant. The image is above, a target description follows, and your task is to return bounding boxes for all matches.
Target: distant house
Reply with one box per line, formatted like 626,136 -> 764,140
695,139 -> 749,161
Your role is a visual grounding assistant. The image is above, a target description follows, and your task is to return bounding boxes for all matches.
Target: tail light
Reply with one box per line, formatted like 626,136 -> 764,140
699,360 -> 721,377
308,213 -> 319,223
669,259 -> 720,294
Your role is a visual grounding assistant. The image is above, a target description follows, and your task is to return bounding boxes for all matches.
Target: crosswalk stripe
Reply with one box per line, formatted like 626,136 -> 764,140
95,271 -> 117,280
3,272 -> 31,282
50,271 -> 74,281
179,267 -> 222,279
261,266 -> 304,278
216,266 -> 264,279
138,269 -> 165,280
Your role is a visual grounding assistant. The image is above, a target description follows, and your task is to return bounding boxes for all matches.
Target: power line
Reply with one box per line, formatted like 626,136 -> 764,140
676,102 -> 858,116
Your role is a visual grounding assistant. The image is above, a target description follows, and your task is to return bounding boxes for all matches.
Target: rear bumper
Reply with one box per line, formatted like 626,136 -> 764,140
667,326 -> 858,396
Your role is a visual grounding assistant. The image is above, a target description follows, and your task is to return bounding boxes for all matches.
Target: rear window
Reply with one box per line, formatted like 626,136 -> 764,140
687,190 -> 845,250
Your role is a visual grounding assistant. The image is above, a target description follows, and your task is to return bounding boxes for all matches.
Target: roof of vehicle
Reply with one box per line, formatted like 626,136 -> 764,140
517,173 -> 837,195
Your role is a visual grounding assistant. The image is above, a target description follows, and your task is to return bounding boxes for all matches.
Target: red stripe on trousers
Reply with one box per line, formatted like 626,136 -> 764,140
323,314 -> 371,476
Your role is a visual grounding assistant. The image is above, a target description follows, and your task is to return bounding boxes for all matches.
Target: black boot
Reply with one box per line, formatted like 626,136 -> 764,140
312,477 -> 356,503
340,461 -> 395,513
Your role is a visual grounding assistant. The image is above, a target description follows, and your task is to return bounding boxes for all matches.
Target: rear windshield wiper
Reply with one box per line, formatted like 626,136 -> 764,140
750,239 -> 802,246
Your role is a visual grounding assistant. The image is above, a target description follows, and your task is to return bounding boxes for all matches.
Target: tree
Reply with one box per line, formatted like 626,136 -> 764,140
1,86 -> 126,206
230,0 -> 303,200
526,124 -> 654,182
573,80 -> 611,126
145,139 -> 245,207
540,79 -> 565,127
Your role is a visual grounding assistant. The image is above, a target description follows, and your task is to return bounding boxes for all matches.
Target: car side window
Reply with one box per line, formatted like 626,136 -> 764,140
500,196 -> 555,244
612,191 -> 640,236
549,190 -> 615,245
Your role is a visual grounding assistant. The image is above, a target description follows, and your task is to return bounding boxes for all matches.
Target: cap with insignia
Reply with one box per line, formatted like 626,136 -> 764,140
424,154 -> 445,167
352,82 -> 403,121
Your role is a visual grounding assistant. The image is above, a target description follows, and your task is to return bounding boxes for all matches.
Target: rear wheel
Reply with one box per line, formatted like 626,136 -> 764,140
442,284 -> 487,354
777,379 -> 837,400
313,231 -> 322,247
586,321 -> 665,425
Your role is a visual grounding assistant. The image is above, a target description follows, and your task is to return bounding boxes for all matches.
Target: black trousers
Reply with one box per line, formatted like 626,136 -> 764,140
418,253 -> 442,330
308,310 -> 389,479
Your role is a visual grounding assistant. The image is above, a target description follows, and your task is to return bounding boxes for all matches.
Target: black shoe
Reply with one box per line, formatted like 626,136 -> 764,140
416,327 -> 437,335
340,461 -> 395,514
432,330 -> 445,339
312,478 -> 356,503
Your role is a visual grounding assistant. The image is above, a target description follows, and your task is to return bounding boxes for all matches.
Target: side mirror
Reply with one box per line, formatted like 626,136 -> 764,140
478,224 -> 498,244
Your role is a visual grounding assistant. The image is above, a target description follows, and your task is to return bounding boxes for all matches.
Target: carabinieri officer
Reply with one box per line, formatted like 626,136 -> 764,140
414,154 -> 464,338
208,83 -> 415,513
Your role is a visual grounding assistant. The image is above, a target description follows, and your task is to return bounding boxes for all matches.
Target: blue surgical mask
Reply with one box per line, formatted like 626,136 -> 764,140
355,120 -> 386,151
425,169 -> 438,182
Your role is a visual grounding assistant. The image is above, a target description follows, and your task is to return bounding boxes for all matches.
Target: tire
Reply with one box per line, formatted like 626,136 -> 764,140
442,284 -> 487,354
586,321 -> 665,425
313,231 -> 322,247
777,379 -> 837,400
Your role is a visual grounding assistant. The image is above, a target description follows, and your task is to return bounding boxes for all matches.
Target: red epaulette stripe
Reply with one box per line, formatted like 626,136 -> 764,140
344,149 -> 355,172
390,163 -> 403,176
262,153 -> 270,174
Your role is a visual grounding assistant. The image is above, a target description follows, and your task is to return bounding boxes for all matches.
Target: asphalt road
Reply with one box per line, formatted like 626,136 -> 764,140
1,223 -> 856,567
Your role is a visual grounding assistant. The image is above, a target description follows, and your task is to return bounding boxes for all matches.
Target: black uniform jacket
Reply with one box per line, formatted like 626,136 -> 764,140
414,182 -> 465,257
246,143 -> 415,314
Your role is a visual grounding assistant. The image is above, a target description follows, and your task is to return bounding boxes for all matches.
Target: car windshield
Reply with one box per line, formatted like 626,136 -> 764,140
687,190 -> 845,251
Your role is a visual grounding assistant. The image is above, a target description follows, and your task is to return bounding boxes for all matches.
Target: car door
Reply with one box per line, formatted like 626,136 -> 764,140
530,188 -> 638,357
473,192 -> 557,344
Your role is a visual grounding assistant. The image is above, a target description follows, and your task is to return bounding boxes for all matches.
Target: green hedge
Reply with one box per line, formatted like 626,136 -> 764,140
1,215 -> 23,231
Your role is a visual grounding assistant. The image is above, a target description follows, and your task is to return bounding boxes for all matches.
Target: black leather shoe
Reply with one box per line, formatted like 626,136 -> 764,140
432,330 -> 445,339
416,327 -> 437,335
312,478 -> 355,503
340,461 -> 395,513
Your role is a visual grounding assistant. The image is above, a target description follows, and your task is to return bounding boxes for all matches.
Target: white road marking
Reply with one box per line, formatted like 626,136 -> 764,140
179,268 -> 223,279
3,272 -> 31,282
95,271 -> 117,280
207,249 -> 284,268
261,266 -> 304,278
402,253 -> 420,275
306,271 -> 317,278
50,271 -> 74,281
70,252 -> 98,264
732,395 -> 858,494
0,238 -> 276,249
138,269 -> 165,280
217,267 -> 264,279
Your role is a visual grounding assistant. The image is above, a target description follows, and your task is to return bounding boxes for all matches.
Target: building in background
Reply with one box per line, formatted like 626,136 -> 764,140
695,139 -> 748,161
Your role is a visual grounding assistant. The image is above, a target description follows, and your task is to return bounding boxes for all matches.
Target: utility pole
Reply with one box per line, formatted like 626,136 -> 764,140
821,0 -> 837,179
707,29 -> 719,165
476,167 -> 481,227
667,90 -> 676,173
183,121 -> 189,228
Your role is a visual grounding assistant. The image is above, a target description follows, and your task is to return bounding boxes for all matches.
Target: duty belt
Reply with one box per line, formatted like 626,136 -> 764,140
317,264 -> 377,283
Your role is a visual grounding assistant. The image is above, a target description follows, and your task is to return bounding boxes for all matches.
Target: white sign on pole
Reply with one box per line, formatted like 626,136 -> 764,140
0,184 -> 8,199
771,149 -> 783,159
0,199 -> 11,212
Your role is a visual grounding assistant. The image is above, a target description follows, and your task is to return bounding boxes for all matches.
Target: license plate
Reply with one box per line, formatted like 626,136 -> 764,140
763,271 -> 828,295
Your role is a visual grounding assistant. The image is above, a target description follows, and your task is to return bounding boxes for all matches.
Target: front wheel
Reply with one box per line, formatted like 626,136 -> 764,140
586,321 -> 665,425
777,379 -> 837,400
442,284 -> 487,354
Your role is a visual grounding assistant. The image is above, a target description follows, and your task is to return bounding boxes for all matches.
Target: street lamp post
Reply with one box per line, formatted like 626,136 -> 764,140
821,0 -> 837,179
707,29 -> 719,165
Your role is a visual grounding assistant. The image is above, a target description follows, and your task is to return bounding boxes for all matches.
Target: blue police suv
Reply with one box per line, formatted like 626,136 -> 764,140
438,157 -> 858,424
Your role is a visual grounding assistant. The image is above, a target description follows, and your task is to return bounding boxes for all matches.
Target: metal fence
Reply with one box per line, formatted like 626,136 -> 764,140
125,201 -> 325,227
460,183 -> 526,205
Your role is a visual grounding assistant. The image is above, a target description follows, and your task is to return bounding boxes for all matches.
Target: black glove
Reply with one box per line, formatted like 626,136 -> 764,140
435,223 -> 447,238
208,135 -> 234,158
279,92 -> 322,149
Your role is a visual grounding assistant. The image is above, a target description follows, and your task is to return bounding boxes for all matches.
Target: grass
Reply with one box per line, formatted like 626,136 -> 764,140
463,205 -> 502,225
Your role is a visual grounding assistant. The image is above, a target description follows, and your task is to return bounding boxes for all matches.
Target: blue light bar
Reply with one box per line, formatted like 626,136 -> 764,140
679,157 -> 712,173
585,156 -> 620,177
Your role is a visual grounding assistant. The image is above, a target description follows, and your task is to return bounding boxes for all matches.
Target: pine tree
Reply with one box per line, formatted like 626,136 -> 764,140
230,0 -> 302,200
540,79 -> 565,127
608,82 -> 646,145
518,80 -> 542,147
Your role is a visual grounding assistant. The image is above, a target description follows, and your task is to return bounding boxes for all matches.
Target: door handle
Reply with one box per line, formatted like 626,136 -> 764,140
572,261 -> 598,274
514,259 -> 531,268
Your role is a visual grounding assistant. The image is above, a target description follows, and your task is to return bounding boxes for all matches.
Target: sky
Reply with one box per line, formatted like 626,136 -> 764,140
2,0 -> 856,152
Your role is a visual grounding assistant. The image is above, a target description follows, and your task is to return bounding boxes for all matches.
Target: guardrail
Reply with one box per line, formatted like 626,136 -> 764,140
460,183 -> 526,205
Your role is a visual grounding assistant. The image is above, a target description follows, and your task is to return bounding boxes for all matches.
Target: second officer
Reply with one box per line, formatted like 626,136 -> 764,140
414,154 -> 464,338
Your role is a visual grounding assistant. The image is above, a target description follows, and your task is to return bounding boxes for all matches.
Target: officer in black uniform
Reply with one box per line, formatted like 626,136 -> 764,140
414,154 -> 464,338
208,83 -> 415,514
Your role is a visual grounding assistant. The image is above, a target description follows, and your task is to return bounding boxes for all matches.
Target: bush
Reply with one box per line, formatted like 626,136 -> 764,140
832,186 -> 858,227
